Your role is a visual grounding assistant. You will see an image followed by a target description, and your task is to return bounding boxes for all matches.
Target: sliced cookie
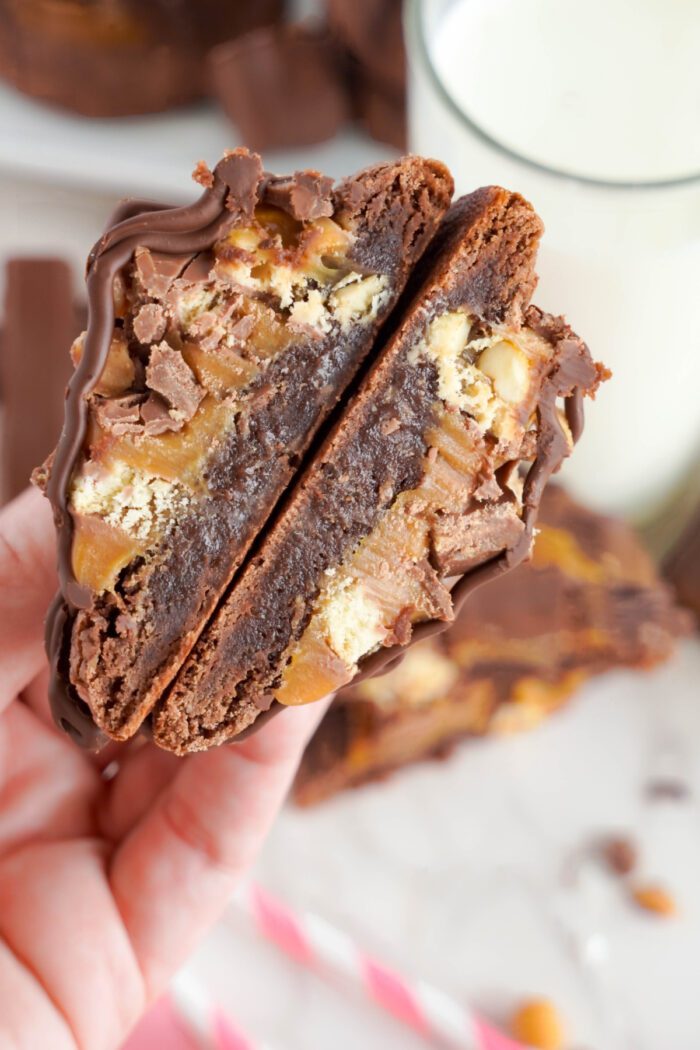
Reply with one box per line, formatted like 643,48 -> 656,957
43,148 -> 453,745
153,187 -> 605,753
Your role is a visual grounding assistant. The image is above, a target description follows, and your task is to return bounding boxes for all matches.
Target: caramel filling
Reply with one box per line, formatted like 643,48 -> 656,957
275,311 -> 558,707
68,205 -> 390,593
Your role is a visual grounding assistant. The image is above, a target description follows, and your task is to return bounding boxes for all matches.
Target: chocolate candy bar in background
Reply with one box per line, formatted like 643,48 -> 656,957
208,25 -> 351,152
324,0 -> 407,149
664,504 -> 700,624
294,485 -> 692,805
0,259 -> 84,504
0,0 -> 283,117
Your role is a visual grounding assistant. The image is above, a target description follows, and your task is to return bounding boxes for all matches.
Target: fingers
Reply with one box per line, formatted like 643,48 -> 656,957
0,938 -> 76,1050
99,743 -> 181,843
109,699 -> 329,997
0,839 -> 146,1050
0,701 -> 100,855
0,488 -> 57,711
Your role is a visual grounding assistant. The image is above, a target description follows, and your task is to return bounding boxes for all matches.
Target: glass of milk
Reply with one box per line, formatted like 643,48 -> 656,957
405,0 -> 700,522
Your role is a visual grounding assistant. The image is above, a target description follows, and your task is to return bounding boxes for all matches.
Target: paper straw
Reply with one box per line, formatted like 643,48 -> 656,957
168,970 -> 280,1050
230,882 -> 528,1050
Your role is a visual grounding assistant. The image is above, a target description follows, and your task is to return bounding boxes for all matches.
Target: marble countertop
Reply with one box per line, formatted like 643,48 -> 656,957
181,640 -> 700,1050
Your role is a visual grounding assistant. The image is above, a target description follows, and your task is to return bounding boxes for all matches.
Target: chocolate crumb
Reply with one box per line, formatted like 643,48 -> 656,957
601,835 -> 637,876
192,161 -> 215,189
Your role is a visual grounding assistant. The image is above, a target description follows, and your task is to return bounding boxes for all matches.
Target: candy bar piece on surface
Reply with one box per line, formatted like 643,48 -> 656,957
209,25 -> 350,151
43,148 -> 453,746
293,485 -> 690,805
153,187 -> 604,754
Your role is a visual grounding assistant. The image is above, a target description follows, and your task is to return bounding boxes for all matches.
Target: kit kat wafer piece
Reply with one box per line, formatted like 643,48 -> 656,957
41,149 -> 453,747
153,187 -> 604,754
294,485 -> 690,804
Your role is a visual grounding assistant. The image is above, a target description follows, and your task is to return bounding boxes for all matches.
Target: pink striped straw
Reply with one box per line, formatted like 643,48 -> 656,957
166,970 -> 279,1050
230,882 -> 528,1050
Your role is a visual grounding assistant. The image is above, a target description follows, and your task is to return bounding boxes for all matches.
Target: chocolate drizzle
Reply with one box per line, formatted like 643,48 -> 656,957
45,150 -> 267,747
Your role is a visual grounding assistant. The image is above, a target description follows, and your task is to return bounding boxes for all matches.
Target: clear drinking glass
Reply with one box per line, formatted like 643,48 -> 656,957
405,0 -> 700,523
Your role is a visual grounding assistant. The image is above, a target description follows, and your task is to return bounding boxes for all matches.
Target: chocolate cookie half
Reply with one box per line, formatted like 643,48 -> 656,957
43,148 -> 453,746
153,187 -> 605,753
293,484 -> 690,805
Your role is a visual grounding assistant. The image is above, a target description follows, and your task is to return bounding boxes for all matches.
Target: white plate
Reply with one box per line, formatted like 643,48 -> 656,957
0,82 -> 394,200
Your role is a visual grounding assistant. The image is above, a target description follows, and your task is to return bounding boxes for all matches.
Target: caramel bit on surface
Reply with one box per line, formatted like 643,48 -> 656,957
601,835 -> 637,876
510,998 -> 566,1050
631,883 -> 677,917
192,160 -> 214,189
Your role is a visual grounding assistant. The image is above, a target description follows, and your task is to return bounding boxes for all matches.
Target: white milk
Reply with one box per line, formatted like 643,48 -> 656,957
407,0 -> 700,519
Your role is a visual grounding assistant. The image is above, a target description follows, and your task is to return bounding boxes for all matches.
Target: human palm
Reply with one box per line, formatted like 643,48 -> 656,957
0,488 -> 324,1050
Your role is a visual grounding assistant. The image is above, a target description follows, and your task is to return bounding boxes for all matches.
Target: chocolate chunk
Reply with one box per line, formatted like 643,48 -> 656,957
140,394 -> 181,436
145,343 -> 203,422
263,172 -> 335,222
95,395 -> 144,436
134,248 -> 195,298
133,303 -> 167,344
431,500 -> 527,576
208,25 -> 350,151
217,149 -> 265,220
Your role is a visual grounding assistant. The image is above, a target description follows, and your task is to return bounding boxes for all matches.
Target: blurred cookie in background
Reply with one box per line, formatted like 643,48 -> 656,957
0,0 -> 283,116
294,485 -> 691,805
0,0 -> 408,149
0,258 -> 84,504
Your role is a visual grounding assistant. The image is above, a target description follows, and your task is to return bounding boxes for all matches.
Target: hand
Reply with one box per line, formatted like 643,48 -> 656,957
0,488 -> 326,1050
